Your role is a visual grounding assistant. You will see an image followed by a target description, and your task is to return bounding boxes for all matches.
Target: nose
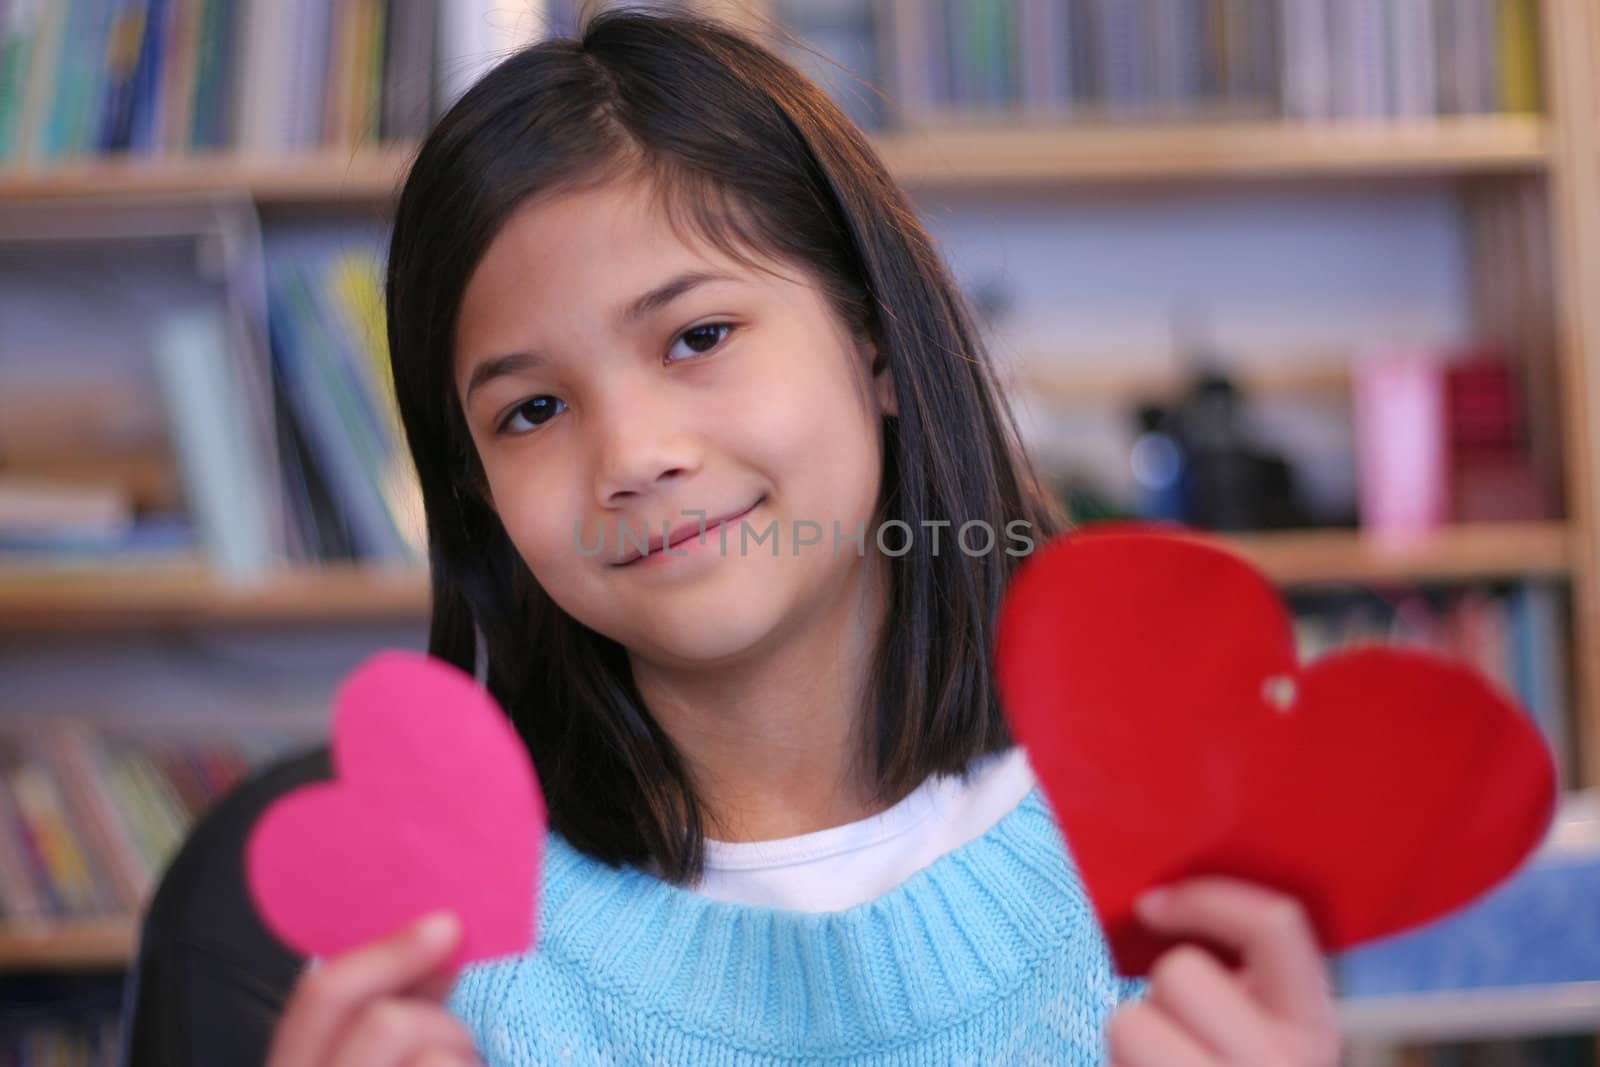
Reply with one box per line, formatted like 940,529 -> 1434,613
591,381 -> 698,508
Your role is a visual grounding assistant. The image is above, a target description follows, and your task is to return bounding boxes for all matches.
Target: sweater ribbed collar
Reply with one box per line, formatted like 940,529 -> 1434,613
527,784 -> 1097,1056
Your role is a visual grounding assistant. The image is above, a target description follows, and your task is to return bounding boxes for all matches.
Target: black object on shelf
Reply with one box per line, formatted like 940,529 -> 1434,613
1160,370 -> 1314,532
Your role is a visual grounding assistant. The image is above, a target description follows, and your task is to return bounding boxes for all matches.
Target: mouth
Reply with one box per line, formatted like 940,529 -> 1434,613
612,496 -> 765,566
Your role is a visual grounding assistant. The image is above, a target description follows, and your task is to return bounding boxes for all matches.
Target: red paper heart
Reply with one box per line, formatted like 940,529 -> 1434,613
995,523 -> 1557,977
246,650 -> 544,971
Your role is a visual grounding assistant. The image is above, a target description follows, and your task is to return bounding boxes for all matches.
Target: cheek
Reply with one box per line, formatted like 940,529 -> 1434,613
481,455 -> 575,571
755,362 -> 882,519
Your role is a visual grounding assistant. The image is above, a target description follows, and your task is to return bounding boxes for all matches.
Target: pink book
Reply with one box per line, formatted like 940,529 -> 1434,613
1352,346 -> 1448,543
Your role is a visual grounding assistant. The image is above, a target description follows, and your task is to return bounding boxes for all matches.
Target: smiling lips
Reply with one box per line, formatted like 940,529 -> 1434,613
613,498 -> 763,566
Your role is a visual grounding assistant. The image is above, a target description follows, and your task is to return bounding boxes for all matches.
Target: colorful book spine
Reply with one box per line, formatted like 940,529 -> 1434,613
38,724 -> 152,912
268,256 -> 413,564
0,781 -> 48,920
0,724 -> 304,922
1496,0 -> 1540,113
7,759 -> 117,916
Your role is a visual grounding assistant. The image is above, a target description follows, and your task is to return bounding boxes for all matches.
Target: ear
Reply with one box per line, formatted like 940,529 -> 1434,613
867,342 -> 898,418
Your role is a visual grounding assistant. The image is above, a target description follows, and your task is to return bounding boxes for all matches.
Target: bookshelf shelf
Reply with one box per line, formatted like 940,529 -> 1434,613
0,116 -> 1547,206
0,144 -> 419,206
1014,360 -> 1350,408
1219,521 -> 1572,587
0,918 -> 136,972
874,115 -> 1548,187
0,522 -> 1569,632
0,560 -> 430,631
1337,982 -> 1600,1044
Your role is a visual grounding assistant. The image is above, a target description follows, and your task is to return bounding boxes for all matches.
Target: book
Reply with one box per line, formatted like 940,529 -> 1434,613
1279,0 -> 1332,119
267,252 -> 414,564
149,303 -> 280,582
1508,582 -> 1574,788
1332,792 -> 1600,996
1389,0 -> 1437,118
0,477 -> 132,539
1351,347 -> 1448,543
0,972 -> 125,1064
774,0 -> 885,131
380,0 -> 438,142
1496,0 -> 1540,113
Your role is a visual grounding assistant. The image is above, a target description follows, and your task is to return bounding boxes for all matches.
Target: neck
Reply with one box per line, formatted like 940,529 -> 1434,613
629,551 -> 901,844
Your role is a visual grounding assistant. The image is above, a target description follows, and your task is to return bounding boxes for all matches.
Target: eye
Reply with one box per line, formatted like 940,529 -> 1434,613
667,322 -> 734,363
497,395 -> 566,436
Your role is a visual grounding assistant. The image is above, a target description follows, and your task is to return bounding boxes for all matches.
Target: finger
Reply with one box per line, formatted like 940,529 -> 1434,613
330,1000 -> 478,1067
1104,1000 -> 1214,1067
1147,943 -> 1279,1062
267,912 -> 463,1067
1137,878 -> 1334,1025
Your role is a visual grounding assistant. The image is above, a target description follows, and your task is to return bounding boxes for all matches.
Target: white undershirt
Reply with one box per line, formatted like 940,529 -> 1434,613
687,746 -> 1038,913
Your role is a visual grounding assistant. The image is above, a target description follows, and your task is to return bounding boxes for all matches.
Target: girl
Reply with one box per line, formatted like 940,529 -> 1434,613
266,8 -> 1342,1065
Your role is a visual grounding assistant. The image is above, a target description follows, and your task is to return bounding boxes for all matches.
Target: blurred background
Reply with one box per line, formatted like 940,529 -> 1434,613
1,0 -> 1598,1063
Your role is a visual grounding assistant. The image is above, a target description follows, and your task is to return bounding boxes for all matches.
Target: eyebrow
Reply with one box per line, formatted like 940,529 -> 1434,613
462,269 -> 738,405
618,269 -> 736,329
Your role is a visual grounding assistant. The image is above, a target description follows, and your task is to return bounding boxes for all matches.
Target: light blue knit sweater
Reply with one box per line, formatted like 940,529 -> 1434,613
448,783 -> 1148,1065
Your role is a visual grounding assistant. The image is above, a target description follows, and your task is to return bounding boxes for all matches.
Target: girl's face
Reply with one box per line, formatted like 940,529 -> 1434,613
453,176 -> 898,669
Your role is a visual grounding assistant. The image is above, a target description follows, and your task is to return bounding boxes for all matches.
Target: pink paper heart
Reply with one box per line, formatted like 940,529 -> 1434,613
246,650 -> 544,970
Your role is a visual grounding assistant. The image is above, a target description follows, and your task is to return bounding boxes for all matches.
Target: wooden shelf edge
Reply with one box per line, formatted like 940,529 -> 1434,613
875,115 -> 1549,186
1215,521 -> 1572,586
1014,359 -> 1351,408
0,560 -> 431,631
0,117 -> 1547,204
0,144 -> 420,205
1336,981 -> 1600,1044
0,523 -> 1572,630
0,917 -> 136,971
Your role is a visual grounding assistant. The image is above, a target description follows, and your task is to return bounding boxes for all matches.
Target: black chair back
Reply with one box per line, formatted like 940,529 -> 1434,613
121,745 -> 332,1067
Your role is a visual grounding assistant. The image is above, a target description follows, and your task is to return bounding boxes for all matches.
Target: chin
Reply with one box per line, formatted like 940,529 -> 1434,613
623,591 -> 789,667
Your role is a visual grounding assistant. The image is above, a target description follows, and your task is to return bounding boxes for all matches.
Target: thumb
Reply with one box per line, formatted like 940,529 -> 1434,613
348,911 -> 464,997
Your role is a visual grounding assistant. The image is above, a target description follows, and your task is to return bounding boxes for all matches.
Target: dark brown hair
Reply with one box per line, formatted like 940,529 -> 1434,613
384,6 -> 1072,884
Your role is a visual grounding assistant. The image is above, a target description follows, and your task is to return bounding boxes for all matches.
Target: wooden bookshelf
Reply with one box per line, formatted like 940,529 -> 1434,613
1,6 -> 1597,1046
0,115 -> 1547,206
0,523 -> 1570,631
0,918 -> 136,971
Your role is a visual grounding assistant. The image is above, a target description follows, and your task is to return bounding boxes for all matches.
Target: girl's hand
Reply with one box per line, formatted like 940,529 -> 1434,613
1105,877 -> 1342,1067
265,911 -> 483,1067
